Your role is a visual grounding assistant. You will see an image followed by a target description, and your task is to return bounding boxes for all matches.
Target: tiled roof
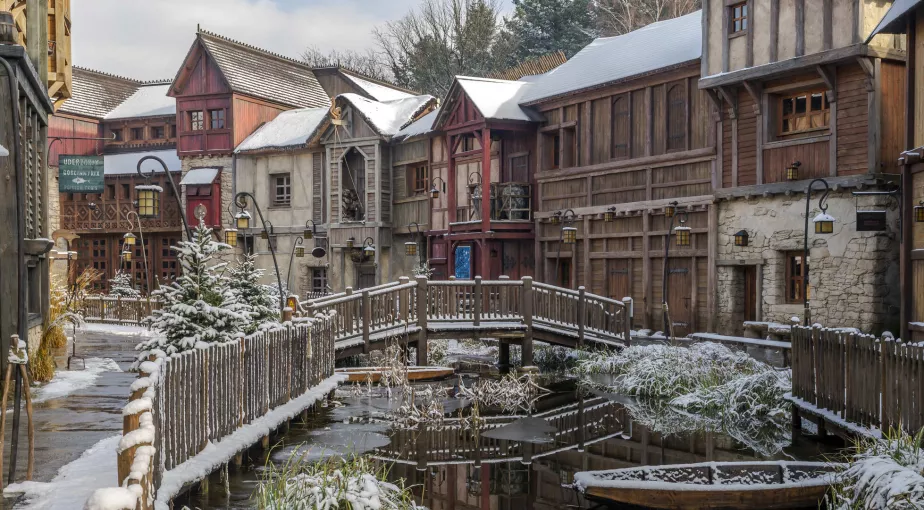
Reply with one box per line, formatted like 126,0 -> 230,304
58,67 -> 141,119
104,82 -> 175,120
197,30 -> 330,109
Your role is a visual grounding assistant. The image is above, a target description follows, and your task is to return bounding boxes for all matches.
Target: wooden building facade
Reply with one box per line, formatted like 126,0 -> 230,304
700,0 -> 906,335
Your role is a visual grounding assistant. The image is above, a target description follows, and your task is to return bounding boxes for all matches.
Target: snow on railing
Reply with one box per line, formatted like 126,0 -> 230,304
83,296 -> 163,325
86,314 -> 337,510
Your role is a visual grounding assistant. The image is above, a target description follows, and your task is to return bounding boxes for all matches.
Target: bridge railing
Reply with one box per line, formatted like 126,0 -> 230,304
82,296 -> 162,324
305,277 -> 631,364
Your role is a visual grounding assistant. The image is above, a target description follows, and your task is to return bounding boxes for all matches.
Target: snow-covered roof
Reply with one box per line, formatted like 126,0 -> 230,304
868,0 -> 921,38
341,71 -> 414,102
339,93 -> 437,137
520,10 -> 702,104
180,168 -> 219,185
104,83 -> 175,120
393,108 -> 440,141
104,150 -> 181,175
456,77 -> 541,122
235,107 -> 329,153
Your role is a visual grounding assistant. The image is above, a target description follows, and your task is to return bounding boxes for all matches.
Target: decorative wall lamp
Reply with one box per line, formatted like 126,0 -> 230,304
260,221 -> 274,241
786,161 -> 802,182
304,219 -> 316,240
734,229 -> 750,247
362,237 -> 375,257
136,155 -> 191,239
346,237 -> 356,249
406,222 -> 425,266
604,206 -> 617,223
801,178 -> 834,326
430,176 -> 446,199
555,209 -> 578,285
916,201 -> 924,223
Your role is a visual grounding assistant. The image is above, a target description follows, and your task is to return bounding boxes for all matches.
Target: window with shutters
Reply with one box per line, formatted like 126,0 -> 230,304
666,85 -> 686,152
785,251 -> 809,303
612,94 -> 630,159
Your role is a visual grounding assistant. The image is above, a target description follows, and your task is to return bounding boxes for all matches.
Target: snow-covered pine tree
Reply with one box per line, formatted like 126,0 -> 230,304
138,223 -> 251,355
109,270 -> 141,298
228,254 -> 280,334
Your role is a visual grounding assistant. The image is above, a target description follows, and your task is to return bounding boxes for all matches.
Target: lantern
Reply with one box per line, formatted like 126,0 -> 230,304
136,186 -> 160,218
224,228 -> 238,247
786,161 -> 801,181
562,226 -> 577,244
604,207 -> 616,223
123,232 -> 136,246
405,242 -> 418,256
303,227 -> 314,240
235,211 -> 251,229
915,201 -> 924,223
665,203 -> 676,218
734,230 -> 749,247
550,214 -> 561,225
430,184 -> 440,199
813,212 -> 835,234
364,244 -> 375,256
675,224 -> 692,247
295,246 -> 305,258
121,250 -> 132,262
261,230 -> 269,240
346,237 -> 355,249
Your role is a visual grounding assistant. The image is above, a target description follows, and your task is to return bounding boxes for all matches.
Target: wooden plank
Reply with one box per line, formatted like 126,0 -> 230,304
746,0 -> 754,68
732,117 -> 739,187
795,0 -> 805,57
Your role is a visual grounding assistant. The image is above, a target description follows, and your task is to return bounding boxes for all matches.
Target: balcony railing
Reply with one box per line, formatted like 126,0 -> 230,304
457,182 -> 532,222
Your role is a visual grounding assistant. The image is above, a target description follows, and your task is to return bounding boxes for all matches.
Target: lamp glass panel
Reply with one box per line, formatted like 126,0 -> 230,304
225,230 -> 237,247
915,205 -> 924,223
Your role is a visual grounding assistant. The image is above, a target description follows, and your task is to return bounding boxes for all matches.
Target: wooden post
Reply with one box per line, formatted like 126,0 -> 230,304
473,276 -> 482,326
398,276 -> 409,322
521,277 -> 533,367
499,341 -> 511,373
362,289 -> 371,354
622,298 -> 633,347
577,286 -> 586,348
416,277 -> 428,366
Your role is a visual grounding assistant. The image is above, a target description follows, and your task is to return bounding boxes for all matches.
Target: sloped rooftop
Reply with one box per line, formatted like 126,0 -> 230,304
58,68 -> 141,119
456,76 -> 541,122
341,70 -> 414,102
104,82 -> 175,120
393,107 -> 440,141
235,107 -> 329,153
339,93 -> 436,137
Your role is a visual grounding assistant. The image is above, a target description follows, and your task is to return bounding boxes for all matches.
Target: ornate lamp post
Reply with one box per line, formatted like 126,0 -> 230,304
662,201 -> 689,337
135,155 -> 191,240
234,192 -> 285,312
304,219 -> 316,240
286,236 -> 305,294
554,209 -> 578,286
124,210 -> 152,293
802,178 -> 835,326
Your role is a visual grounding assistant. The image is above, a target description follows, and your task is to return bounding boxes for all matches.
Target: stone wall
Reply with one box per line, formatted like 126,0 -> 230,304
180,154 -> 234,234
716,191 -> 900,335
47,166 -> 68,282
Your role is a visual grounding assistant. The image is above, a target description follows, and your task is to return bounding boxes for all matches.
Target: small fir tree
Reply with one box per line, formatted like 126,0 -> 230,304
109,270 -> 141,298
138,224 -> 251,355
228,254 -> 279,334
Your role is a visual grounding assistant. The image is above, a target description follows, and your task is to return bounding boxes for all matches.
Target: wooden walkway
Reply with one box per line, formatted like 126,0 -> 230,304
303,277 -> 632,364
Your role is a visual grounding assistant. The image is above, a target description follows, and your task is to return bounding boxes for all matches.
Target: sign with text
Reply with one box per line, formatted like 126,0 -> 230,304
59,155 -> 104,193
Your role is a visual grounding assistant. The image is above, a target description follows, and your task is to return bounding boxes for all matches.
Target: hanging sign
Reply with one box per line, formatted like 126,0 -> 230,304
59,155 -> 104,193
454,246 -> 472,280
856,211 -> 888,232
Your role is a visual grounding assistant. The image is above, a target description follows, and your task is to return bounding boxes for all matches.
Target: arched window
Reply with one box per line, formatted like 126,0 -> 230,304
612,95 -> 630,159
667,85 -> 686,152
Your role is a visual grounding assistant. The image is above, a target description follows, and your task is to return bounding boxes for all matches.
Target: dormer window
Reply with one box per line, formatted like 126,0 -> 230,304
729,2 -> 748,35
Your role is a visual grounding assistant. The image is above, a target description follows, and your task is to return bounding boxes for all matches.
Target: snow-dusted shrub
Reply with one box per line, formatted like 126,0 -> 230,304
228,254 -> 279,334
109,270 -> 141,298
457,373 -> 550,413
255,453 -> 422,510
138,224 -> 251,355
533,342 -> 577,372
826,428 -> 924,509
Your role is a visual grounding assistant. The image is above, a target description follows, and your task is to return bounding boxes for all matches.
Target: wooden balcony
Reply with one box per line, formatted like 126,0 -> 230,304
452,182 -> 532,227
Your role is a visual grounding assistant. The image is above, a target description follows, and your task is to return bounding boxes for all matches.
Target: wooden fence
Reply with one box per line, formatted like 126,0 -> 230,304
305,276 -> 632,364
112,315 -> 336,509
791,325 -> 924,435
82,296 -> 163,324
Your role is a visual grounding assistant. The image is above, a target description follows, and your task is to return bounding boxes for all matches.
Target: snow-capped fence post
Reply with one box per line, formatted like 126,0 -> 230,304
473,277 -> 482,326
577,286 -> 586,348
362,289 -> 371,354
521,276 -> 534,366
416,276 -> 428,366
621,298 -> 633,347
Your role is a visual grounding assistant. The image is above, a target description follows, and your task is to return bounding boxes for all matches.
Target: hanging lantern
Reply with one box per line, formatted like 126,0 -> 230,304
121,250 -> 132,262
261,230 -> 269,240
303,227 -> 314,240
123,232 -> 137,246
235,211 -> 251,229
562,226 -> 577,244
136,186 -> 160,218
604,207 -> 616,223
675,224 -> 692,247
405,242 -> 418,256
550,214 -> 561,225
430,184 -> 440,199
346,237 -> 355,249
786,161 -> 802,181
813,212 -> 836,234
665,203 -> 677,218
915,201 -> 924,223
224,228 -> 238,247
295,246 -> 305,258
364,244 -> 375,256
734,230 -> 749,247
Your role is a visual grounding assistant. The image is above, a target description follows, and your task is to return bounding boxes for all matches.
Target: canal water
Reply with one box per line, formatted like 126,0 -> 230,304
177,373 -> 842,509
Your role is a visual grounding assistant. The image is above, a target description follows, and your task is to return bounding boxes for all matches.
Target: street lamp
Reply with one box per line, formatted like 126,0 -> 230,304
430,176 -> 446,199
555,209 -> 578,286
802,178 -> 834,326
286,236 -> 305,296
662,201 -> 689,337
261,221 -> 274,241
136,155 -> 191,239
235,192 -> 286,312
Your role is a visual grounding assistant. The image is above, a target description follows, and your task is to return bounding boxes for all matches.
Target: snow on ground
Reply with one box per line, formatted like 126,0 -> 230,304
79,323 -> 157,337
4,434 -> 119,509
31,358 -> 122,404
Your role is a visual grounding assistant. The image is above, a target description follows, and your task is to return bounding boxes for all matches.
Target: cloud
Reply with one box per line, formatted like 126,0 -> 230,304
71,0 -> 424,80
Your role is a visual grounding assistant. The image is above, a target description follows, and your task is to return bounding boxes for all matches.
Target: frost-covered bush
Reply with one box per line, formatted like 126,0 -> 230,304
109,270 -> 141,298
256,453 -> 422,510
138,224 -> 251,355
827,428 -> 924,509
228,254 -> 279,334
533,342 -> 577,372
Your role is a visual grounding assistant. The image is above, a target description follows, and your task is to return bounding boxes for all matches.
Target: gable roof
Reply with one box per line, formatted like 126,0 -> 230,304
105,82 -> 175,120
520,10 -> 702,104
58,67 -> 142,119
338,93 -> 437,137
173,29 -> 330,109
868,0 -> 921,38
393,107 -> 440,142
435,76 -> 542,129
340,70 -> 415,102
235,107 -> 329,153
489,51 -> 568,81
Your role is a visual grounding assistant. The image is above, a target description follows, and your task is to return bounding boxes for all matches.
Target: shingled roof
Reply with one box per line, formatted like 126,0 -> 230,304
192,30 -> 330,109
58,67 -> 142,119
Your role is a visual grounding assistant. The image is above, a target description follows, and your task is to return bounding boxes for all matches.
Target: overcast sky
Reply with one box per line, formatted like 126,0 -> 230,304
72,0 -> 512,81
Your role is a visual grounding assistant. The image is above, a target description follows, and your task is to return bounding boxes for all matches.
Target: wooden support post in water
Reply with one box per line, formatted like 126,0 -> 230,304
416,277 -> 428,366
362,289 -> 371,354
577,286 -> 586,348
499,341 -> 511,373
521,277 -> 534,367
473,276 -> 482,326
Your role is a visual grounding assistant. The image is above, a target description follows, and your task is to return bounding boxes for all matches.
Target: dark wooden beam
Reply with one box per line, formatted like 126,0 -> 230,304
717,86 -> 738,119
822,0 -> 833,51
742,81 -> 762,115
815,65 -> 837,103
770,0 -> 779,63
795,0 -> 805,57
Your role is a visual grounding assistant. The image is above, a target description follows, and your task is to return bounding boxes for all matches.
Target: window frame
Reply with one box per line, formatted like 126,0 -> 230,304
729,2 -> 748,36
188,110 -> 204,131
209,109 -> 226,130
311,268 -> 329,295
272,173 -> 292,207
151,125 -> 165,139
784,251 -> 809,304
777,88 -> 831,137
130,127 -> 144,141
409,163 -> 429,195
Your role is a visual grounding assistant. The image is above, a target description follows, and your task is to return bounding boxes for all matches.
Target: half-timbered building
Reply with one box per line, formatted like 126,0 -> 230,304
52,68 -> 182,293
700,0 -> 905,335
522,12 -> 716,335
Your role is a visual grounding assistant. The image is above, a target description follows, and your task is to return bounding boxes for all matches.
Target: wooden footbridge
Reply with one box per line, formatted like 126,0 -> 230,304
303,276 -> 632,365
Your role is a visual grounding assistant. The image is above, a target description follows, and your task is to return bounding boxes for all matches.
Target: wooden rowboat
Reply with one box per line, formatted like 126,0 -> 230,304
573,461 -> 842,510
336,366 -> 455,383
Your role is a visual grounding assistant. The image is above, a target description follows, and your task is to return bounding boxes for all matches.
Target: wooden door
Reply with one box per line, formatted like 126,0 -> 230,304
357,263 -> 376,289
743,266 -> 757,323
607,259 -> 630,301
665,260 -> 692,337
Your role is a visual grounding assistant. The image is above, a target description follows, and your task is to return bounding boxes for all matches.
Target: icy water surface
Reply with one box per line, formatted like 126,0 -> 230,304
176,374 -> 841,510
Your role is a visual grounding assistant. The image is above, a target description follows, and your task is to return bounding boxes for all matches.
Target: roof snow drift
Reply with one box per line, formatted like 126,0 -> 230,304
104,150 -> 180,176
235,107 -> 329,153
339,93 -> 436,136
342,72 -> 414,102
456,76 -> 541,122
520,10 -> 702,104
180,168 -> 219,186
105,83 -> 175,120
393,108 -> 440,141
